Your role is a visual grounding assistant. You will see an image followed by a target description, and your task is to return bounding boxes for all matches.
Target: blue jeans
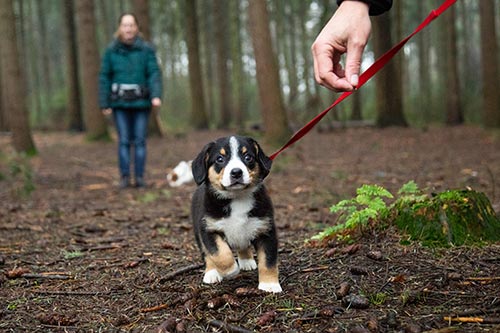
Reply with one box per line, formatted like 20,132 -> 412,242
113,108 -> 150,179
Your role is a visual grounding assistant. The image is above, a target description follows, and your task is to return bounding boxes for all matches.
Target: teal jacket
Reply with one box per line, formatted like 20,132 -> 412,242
99,36 -> 162,110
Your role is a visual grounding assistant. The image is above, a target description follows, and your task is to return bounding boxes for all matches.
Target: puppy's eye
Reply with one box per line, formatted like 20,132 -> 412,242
216,155 -> 225,164
244,154 -> 254,163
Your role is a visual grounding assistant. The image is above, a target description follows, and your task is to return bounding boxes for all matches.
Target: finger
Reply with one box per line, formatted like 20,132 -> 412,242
344,41 -> 366,88
314,52 -> 353,92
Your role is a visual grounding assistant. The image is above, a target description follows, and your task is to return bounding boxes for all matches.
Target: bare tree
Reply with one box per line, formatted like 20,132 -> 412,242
131,0 -> 151,41
372,13 -> 407,127
248,0 -> 290,145
62,0 -> 83,131
131,0 -> 164,136
185,0 -> 208,129
213,0 -> 232,128
444,5 -> 463,125
0,0 -> 36,154
74,0 -> 108,140
479,0 -> 500,128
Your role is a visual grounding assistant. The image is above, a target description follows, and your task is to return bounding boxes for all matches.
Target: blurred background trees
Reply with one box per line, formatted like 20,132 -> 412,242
0,0 -> 499,151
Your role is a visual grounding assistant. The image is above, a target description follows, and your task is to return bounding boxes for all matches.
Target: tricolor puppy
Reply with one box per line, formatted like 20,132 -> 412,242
191,136 -> 282,293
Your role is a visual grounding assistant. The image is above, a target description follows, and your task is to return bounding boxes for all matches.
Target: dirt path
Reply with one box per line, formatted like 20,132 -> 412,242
1,126 -> 499,332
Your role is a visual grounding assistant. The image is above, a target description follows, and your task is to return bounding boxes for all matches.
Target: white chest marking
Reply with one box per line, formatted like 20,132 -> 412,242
207,195 -> 269,249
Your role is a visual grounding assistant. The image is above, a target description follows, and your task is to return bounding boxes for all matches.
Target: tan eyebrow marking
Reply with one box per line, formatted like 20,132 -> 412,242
219,148 -> 226,155
242,146 -> 248,154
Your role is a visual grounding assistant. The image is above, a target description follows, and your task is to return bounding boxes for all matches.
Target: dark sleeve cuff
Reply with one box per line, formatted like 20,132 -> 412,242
337,0 -> 392,16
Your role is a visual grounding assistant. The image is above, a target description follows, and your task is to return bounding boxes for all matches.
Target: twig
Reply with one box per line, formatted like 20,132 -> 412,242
159,263 -> 203,283
140,292 -> 197,313
443,316 -> 500,324
208,320 -> 254,333
22,273 -> 71,280
140,304 -> 168,313
33,290 -> 113,296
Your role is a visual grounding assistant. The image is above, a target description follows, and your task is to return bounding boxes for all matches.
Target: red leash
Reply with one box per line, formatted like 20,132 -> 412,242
270,0 -> 457,161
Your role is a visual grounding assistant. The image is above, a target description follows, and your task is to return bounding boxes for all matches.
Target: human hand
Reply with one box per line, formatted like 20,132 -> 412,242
311,0 -> 371,92
151,97 -> 162,107
102,108 -> 112,116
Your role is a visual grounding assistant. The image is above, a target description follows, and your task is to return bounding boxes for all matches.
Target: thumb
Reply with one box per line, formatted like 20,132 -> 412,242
344,43 -> 365,88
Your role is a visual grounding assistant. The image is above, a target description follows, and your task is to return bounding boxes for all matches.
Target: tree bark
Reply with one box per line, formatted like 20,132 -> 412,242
213,0 -> 232,128
0,0 -> 37,154
131,0 -> 164,136
74,0 -> 108,140
444,5 -> 463,125
248,0 -> 290,145
185,0 -> 208,129
62,0 -> 83,132
229,0 -> 245,129
417,1 -> 431,125
372,13 -> 407,127
131,0 -> 151,41
479,0 -> 500,128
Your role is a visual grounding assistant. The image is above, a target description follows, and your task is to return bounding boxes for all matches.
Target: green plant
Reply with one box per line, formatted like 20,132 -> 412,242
0,152 -> 35,198
311,184 -> 394,241
63,250 -> 84,260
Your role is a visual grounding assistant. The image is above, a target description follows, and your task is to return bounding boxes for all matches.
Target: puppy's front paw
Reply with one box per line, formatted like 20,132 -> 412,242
258,282 -> 282,293
203,269 -> 223,284
238,258 -> 257,271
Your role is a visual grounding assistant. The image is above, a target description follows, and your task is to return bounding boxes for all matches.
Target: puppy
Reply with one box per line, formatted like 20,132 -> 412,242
166,160 -> 194,187
191,136 -> 282,293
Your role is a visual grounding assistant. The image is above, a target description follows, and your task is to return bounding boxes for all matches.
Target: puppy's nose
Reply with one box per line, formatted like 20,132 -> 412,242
230,168 -> 243,180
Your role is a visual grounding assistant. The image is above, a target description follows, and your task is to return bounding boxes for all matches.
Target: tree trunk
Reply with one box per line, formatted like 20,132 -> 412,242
372,13 -> 407,127
35,0 -> 53,112
74,0 -> 108,140
131,0 -> 151,41
185,0 -> 208,129
248,0 -> 290,146
0,62 -> 5,131
200,0 -> 215,122
62,0 -> 83,132
0,0 -> 37,154
417,2 -> 431,125
444,5 -> 463,125
131,0 -> 164,136
229,0 -> 245,129
479,0 -> 500,128
213,0 -> 232,128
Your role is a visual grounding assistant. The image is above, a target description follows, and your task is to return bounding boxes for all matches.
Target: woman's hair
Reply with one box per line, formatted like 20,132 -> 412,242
118,13 -> 139,27
114,13 -> 142,39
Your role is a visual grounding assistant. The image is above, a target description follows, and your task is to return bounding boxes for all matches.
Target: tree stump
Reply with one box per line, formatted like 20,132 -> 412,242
391,190 -> 500,247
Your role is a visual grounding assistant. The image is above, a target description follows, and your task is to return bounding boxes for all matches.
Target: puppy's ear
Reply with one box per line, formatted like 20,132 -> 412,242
192,142 -> 214,185
252,139 -> 272,179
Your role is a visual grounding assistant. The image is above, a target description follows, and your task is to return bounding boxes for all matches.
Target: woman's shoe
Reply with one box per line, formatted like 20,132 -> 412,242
119,176 -> 130,189
135,177 -> 145,188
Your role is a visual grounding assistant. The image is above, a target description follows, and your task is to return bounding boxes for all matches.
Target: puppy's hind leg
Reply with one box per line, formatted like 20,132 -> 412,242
237,247 -> 257,271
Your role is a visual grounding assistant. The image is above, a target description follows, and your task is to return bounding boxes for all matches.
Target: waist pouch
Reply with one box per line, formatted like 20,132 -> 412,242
111,83 -> 150,101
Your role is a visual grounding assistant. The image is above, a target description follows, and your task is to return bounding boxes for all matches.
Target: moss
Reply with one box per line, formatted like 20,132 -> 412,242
391,189 -> 500,247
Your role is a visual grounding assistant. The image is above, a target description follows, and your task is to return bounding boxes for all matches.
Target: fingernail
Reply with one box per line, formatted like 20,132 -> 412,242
351,74 -> 359,87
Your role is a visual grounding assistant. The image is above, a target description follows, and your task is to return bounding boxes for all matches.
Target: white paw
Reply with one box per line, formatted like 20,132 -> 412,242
203,269 -> 223,284
258,282 -> 282,293
238,258 -> 257,271
223,262 -> 240,279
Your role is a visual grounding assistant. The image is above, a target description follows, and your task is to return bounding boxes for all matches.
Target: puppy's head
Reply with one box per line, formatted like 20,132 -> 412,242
192,136 -> 272,193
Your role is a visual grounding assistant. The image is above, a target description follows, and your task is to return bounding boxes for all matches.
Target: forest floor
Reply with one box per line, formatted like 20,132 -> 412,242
1,125 -> 500,333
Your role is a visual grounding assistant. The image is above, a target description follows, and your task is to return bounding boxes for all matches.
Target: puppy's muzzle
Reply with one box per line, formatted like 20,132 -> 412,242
230,168 -> 243,182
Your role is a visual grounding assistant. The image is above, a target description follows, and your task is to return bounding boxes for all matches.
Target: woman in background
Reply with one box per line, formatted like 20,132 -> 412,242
99,13 -> 162,189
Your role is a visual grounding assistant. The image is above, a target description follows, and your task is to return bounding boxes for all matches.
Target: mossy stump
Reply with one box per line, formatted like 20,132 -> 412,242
391,189 -> 500,247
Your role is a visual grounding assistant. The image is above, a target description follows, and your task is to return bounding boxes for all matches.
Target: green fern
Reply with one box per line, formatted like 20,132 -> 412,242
312,182 -> 422,241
